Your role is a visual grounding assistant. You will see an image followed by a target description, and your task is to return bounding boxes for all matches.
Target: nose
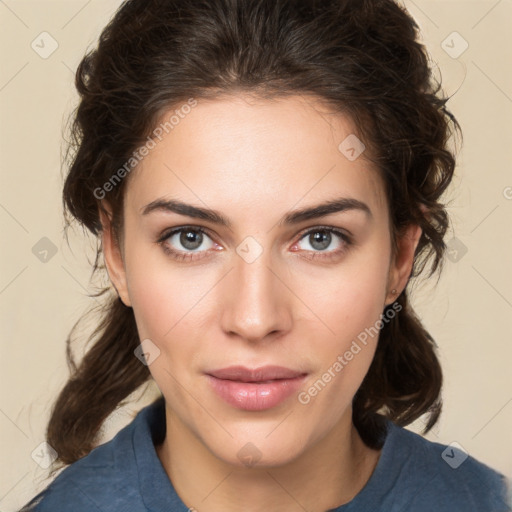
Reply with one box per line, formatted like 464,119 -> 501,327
219,244 -> 293,344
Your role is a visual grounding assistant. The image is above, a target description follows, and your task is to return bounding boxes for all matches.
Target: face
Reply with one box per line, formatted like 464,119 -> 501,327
102,93 -> 420,468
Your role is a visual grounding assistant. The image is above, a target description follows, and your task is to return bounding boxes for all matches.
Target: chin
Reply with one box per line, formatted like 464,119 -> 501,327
206,430 -> 307,470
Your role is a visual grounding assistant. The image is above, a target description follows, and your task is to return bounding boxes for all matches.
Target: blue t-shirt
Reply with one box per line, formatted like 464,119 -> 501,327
25,396 -> 511,511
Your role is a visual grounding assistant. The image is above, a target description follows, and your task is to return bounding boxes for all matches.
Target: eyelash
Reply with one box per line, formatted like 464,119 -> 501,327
156,225 -> 353,263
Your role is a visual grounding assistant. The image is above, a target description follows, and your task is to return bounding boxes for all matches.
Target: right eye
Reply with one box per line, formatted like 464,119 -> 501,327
157,226 -> 220,262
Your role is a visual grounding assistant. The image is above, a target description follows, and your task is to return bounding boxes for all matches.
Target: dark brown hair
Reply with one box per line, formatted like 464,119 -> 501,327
22,0 -> 460,506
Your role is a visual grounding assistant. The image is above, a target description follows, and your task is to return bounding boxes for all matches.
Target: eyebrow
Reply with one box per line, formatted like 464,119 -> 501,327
141,196 -> 372,227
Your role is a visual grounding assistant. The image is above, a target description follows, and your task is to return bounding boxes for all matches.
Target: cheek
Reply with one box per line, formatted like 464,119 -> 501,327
126,264 -> 206,404
302,241 -> 391,347
124,221 -> 391,369
123,230 -> 206,337
295,242 -> 391,407
127,264 -> 208,347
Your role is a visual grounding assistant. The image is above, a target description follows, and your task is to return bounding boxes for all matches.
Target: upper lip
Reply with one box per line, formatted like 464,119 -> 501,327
207,365 -> 307,382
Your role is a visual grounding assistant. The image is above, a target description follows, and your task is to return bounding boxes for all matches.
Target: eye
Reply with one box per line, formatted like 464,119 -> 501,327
157,226 -> 219,262
291,226 -> 352,261
157,225 -> 353,263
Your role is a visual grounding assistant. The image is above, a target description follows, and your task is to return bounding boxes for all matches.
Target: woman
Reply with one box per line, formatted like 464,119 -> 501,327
21,0 -> 510,510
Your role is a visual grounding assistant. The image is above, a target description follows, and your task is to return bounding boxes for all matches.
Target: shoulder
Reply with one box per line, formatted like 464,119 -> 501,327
386,422 -> 511,511
26,409 -> 148,511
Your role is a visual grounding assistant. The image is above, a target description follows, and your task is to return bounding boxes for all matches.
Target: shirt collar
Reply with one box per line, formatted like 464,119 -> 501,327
132,397 -> 400,511
133,396 -> 191,511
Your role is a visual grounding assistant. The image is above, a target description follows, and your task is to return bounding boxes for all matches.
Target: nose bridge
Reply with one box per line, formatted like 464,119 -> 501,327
220,240 -> 291,341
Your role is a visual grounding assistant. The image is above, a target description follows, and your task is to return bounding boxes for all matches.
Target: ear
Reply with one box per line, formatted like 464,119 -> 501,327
385,222 -> 422,306
98,201 -> 132,307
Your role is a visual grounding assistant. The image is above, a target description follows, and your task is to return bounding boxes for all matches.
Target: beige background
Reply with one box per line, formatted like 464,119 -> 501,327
1,0 -> 511,509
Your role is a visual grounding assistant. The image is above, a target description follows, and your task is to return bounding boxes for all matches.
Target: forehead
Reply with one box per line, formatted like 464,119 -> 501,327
125,94 -> 388,222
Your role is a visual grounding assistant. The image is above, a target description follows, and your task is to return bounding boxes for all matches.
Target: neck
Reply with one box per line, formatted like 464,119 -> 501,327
156,405 -> 382,512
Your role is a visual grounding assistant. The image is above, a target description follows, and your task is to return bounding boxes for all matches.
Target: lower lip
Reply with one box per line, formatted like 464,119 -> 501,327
206,374 -> 307,411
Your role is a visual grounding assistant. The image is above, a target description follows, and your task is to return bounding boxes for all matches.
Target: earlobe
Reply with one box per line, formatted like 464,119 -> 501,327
385,223 -> 422,305
98,202 -> 132,307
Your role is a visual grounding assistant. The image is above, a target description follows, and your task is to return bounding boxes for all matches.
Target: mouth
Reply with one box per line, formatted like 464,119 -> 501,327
205,365 -> 308,411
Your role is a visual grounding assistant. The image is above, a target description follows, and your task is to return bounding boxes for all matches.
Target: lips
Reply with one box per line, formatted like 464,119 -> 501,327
207,365 -> 307,382
206,365 -> 308,411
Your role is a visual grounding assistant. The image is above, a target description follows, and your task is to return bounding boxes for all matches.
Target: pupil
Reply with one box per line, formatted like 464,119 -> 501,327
181,230 -> 202,250
311,231 -> 330,251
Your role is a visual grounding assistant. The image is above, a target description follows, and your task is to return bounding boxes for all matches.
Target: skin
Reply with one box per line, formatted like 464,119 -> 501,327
100,93 -> 421,512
